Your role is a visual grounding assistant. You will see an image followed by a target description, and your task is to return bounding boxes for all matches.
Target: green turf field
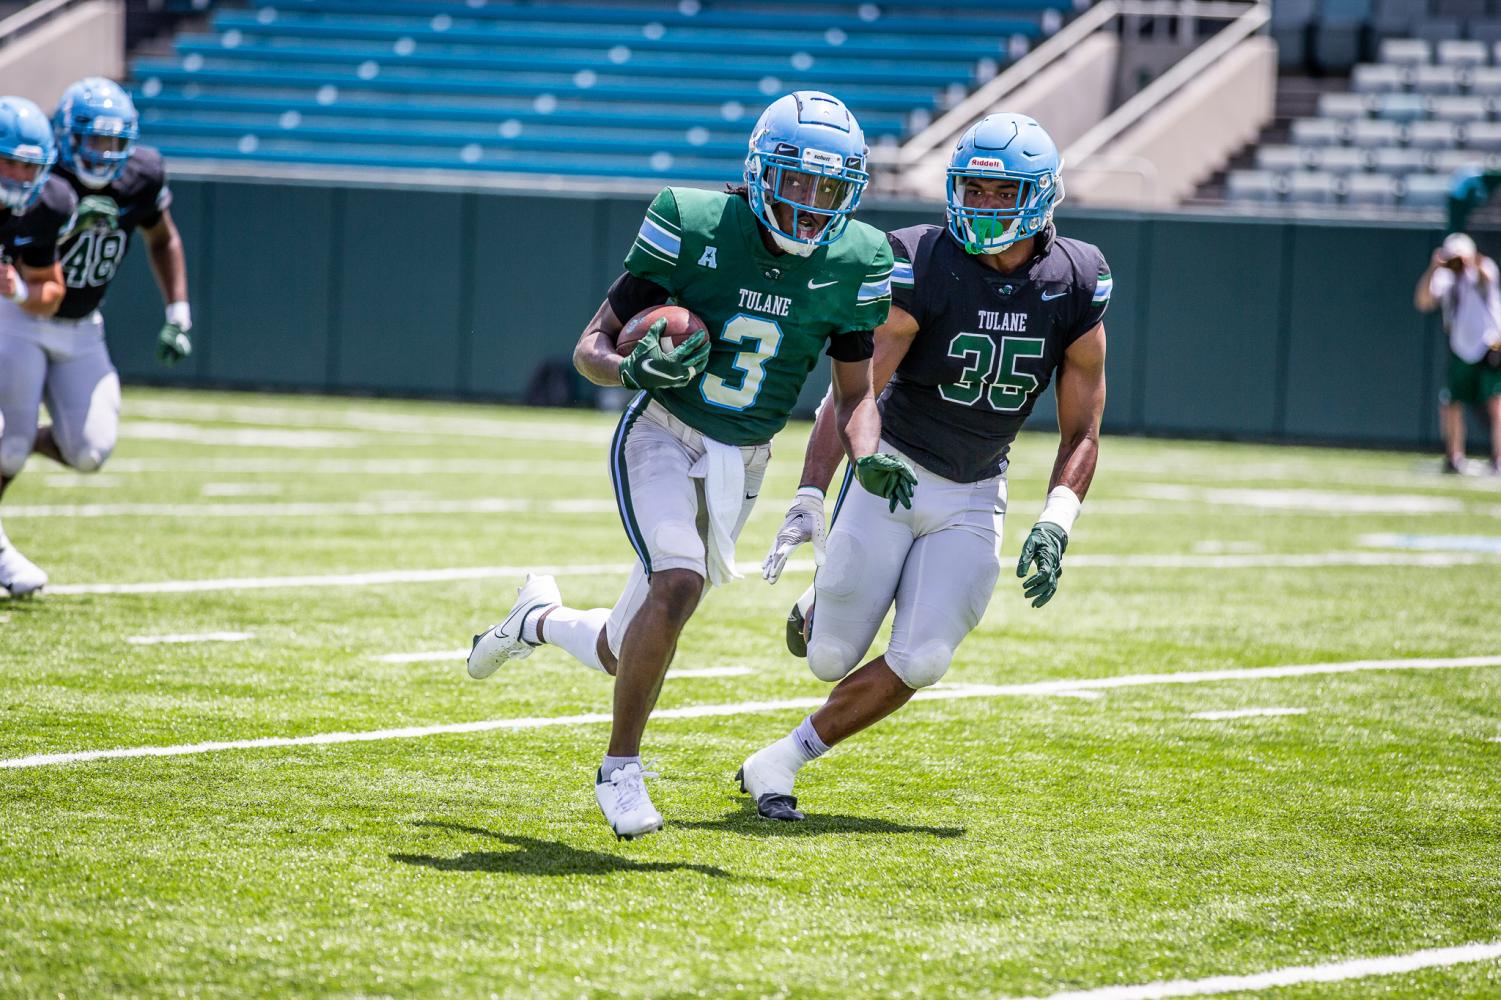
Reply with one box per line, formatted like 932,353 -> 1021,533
2,388 -> 1499,999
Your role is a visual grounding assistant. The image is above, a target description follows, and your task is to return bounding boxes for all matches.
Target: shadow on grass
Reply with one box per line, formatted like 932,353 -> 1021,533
676,798 -> 965,839
390,821 -> 732,879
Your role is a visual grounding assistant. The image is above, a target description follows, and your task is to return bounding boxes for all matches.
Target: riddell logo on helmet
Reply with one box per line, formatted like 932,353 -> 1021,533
967,157 -> 1007,169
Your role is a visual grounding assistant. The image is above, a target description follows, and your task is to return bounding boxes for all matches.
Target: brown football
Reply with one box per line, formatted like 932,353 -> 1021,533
614,304 -> 708,356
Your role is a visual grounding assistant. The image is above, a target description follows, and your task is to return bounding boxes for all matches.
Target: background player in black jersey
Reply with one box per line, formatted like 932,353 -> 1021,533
745,113 -> 1109,820
0,96 -> 77,597
0,78 -> 192,597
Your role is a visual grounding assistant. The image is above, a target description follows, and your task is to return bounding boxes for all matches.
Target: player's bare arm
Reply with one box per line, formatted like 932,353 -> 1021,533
1017,321 -> 1106,608
572,298 -> 630,387
142,209 -> 194,364
142,209 -> 188,304
1,261 -> 65,317
572,297 -> 708,391
797,305 -> 919,493
1049,322 -> 1107,498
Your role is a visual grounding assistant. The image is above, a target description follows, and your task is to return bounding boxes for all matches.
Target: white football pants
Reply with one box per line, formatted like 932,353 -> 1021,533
808,443 -> 1005,689
0,301 -> 120,479
604,394 -> 771,656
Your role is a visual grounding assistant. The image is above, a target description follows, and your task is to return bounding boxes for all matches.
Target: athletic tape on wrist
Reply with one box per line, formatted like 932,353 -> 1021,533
1038,485 -> 1081,535
165,301 -> 192,331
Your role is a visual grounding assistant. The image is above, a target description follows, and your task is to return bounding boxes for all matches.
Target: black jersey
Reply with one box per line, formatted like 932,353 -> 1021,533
54,145 -> 172,320
880,224 -> 1110,483
0,175 -> 76,271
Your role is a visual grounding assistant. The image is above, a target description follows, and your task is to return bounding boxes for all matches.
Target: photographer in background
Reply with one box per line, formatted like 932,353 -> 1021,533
1414,232 -> 1501,474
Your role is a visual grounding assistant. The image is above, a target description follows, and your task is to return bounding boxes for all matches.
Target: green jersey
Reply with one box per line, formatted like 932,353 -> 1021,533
624,186 -> 893,445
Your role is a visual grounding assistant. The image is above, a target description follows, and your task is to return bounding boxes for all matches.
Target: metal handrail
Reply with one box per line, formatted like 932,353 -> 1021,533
1065,1 -> 1271,167
894,0 -> 1267,172
0,0 -> 96,49
894,0 -> 1122,169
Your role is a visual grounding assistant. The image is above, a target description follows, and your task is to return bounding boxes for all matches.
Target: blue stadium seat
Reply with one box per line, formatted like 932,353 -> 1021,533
131,0 -> 1067,180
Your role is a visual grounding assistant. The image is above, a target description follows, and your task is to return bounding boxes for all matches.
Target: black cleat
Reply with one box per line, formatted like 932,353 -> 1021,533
755,793 -> 805,822
785,603 -> 808,658
736,767 -> 805,821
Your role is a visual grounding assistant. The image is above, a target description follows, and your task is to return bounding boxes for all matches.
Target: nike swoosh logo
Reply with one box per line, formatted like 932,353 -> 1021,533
639,359 -> 678,379
12,237 -> 32,246
807,279 -> 838,290
1040,290 -> 1066,300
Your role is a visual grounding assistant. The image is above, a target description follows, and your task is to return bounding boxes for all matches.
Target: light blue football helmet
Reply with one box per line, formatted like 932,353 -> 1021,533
0,96 -> 56,213
947,113 -> 1063,255
745,91 -> 869,256
53,77 -> 139,190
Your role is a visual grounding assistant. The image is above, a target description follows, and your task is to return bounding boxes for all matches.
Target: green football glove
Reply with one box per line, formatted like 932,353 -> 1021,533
1016,522 -> 1068,608
156,322 -> 192,365
853,452 -> 917,512
619,319 -> 710,391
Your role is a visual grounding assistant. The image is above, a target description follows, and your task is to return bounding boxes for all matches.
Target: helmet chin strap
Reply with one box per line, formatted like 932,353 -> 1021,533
769,228 -> 818,257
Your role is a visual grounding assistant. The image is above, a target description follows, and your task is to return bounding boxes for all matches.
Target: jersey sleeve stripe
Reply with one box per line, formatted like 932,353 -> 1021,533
636,218 -> 681,259
892,260 -> 914,288
645,205 -> 681,236
856,276 -> 892,302
631,241 -> 677,269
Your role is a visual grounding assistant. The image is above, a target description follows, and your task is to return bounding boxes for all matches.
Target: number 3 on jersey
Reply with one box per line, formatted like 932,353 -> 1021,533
701,313 -> 783,411
939,332 -> 1046,412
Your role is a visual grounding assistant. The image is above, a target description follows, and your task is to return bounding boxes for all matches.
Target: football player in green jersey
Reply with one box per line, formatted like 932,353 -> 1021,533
467,92 -> 917,839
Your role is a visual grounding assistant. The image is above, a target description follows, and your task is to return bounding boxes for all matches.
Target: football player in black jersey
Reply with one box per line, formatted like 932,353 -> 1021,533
744,114 -> 1110,820
0,79 -> 192,597
0,96 -> 77,597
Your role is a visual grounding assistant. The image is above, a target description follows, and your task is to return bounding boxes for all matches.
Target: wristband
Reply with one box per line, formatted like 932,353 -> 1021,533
6,280 -> 27,305
795,485 -> 825,501
165,301 -> 192,331
1037,485 -> 1081,535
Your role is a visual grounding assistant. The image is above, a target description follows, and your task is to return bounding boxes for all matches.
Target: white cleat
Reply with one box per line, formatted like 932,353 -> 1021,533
736,743 -> 806,821
0,543 -> 47,598
595,762 -> 664,840
467,573 -> 561,680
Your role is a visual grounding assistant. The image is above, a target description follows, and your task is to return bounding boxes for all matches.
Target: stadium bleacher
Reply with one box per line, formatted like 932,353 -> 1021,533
1217,2 -> 1501,213
129,0 -> 1072,182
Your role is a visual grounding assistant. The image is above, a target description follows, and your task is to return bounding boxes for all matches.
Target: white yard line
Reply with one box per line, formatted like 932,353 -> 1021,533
1132,484 -> 1494,516
125,421 -> 368,449
43,550 -> 1501,597
125,632 -> 254,646
50,562 -> 638,596
2,498 -> 617,519
103,458 -> 603,476
372,649 -> 750,680
1189,707 -> 1307,721
200,483 -> 283,497
1011,939 -> 1501,1000
1359,532 -> 1501,554
3,658 -> 1497,771
43,475 -> 123,488
125,400 -> 615,443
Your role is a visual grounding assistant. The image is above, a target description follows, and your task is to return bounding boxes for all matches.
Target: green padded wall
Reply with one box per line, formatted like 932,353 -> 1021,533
99,175 -> 1447,448
206,181 -> 334,389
